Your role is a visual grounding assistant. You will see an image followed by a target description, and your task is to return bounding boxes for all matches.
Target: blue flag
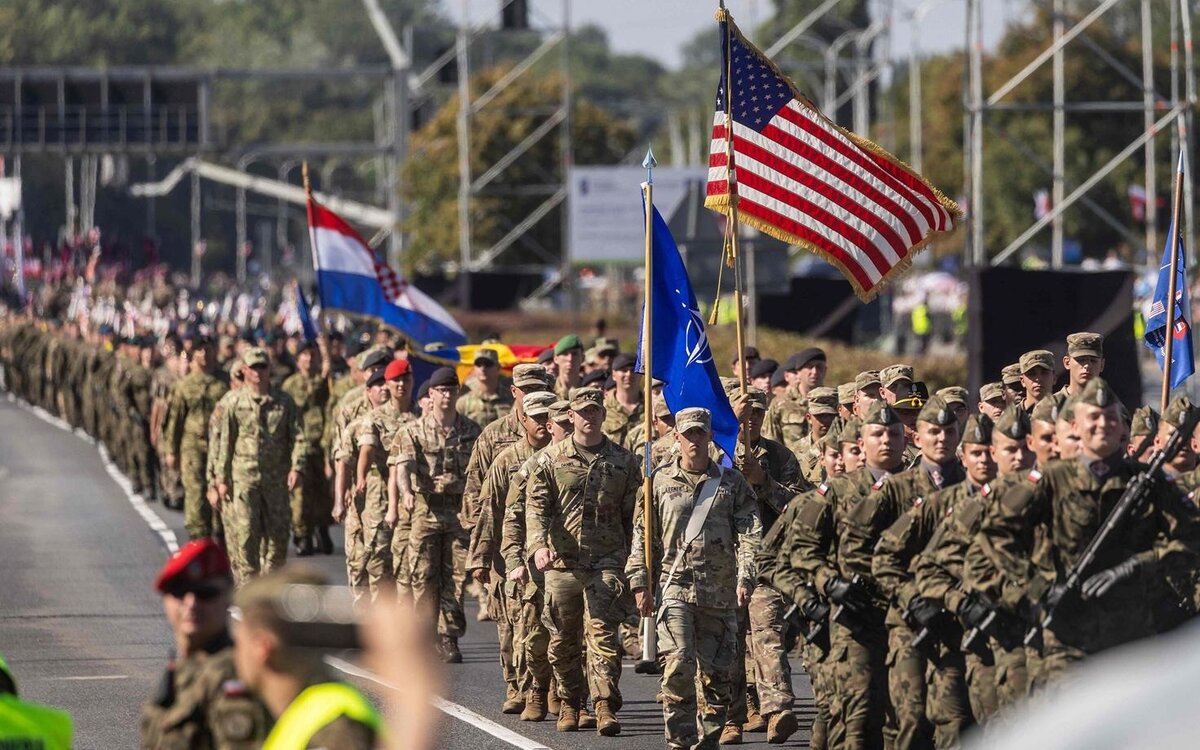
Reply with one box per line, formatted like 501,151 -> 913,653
1145,219 -> 1195,390
295,281 -> 319,343
636,202 -> 738,461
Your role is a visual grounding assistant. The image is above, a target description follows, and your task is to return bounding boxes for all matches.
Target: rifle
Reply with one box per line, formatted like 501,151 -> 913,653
960,610 -> 995,651
829,573 -> 871,628
1032,405 -> 1200,638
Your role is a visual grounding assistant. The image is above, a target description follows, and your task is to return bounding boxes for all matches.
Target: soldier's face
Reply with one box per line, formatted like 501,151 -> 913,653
807,412 -> 835,440
570,403 -> 604,440
743,408 -> 764,440
523,412 -> 550,443
841,441 -> 864,472
368,382 -> 388,406
991,432 -> 1033,476
752,374 -> 773,390
960,442 -> 995,485
1073,403 -> 1122,459
915,421 -> 959,464
555,349 -> 581,376
1156,423 -> 1198,471
296,349 -> 313,373
1026,419 -> 1058,466
389,375 -> 412,403
676,427 -> 712,463
430,385 -> 456,411
163,581 -> 230,648
1055,419 -> 1082,460
612,367 -> 636,391
796,361 -> 827,389
821,445 -> 845,477
1066,355 -> 1103,385
980,399 -> 1006,420
860,423 -> 904,469
855,386 -> 881,416
550,420 -> 573,441
1021,366 -> 1054,401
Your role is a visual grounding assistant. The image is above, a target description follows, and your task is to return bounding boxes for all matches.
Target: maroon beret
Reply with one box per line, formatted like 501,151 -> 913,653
154,539 -> 232,592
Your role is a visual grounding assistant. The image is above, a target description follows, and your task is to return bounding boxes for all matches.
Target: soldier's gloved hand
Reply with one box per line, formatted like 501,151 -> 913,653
1036,581 -> 1073,621
907,597 -> 944,630
1081,557 -> 1141,600
799,595 -> 831,624
957,593 -> 993,630
824,576 -> 871,613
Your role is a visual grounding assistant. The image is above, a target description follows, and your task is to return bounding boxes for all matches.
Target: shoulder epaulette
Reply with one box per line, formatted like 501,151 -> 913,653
1027,469 -> 1042,483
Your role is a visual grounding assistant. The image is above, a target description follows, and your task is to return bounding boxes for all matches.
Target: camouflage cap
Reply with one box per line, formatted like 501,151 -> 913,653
595,337 -> 620,355
1001,363 -> 1023,386
1066,331 -> 1105,358
807,386 -> 839,416
522,391 -> 557,417
961,413 -> 993,445
979,382 -> 1006,403
512,363 -> 552,391
549,399 -> 572,423
880,364 -> 915,387
719,376 -> 740,396
1019,349 -> 1055,373
569,387 -> 604,410
839,418 -> 863,443
242,347 -> 269,368
837,382 -> 857,405
936,386 -> 969,407
676,407 -> 712,433
1075,377 -> 1119,409
1129,405 -> 1158,437
1162,395 -> 1194,429
583,346 -> 601,365
893,394 -> 926,412
226,359 -> 244,379
855,370 -> 882,390
863,400 -> 903,427
473,347 -> 500,365
745,387 -> 769,411
653,397 -> 672,419
993,405 -> 1031,440
917,395 -> 956,426
232,565 -> 347,634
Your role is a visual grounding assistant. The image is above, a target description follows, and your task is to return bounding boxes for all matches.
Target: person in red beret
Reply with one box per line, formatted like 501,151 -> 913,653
141,539 -> 271,749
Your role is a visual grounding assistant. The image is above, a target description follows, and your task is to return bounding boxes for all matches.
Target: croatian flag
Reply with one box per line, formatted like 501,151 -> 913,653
307,198 -> 467,347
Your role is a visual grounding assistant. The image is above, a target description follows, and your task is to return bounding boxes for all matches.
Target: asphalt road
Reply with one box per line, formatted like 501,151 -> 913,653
0,396 -> 817,749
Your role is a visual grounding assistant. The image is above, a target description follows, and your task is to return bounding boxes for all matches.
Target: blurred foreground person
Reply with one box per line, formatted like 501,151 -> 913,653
0,654 -> 72,750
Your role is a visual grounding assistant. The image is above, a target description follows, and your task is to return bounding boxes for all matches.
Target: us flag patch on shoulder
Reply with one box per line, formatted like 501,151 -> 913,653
1027,470 -> 1042,483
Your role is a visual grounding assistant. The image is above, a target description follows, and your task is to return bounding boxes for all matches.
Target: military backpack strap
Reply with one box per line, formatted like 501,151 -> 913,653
657,468 -> 725,620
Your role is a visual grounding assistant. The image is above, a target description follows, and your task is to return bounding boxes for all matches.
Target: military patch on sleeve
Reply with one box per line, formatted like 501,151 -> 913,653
1026,470 -> 1042,483
221,679 -> 248,697
817,483 -> 829,496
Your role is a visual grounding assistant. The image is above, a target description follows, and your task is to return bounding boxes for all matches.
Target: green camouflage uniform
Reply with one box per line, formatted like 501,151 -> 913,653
762,385 -> 809,457
352,401 -> 413,601
456,386 -> 514,427
281,371 -> 332,540
166,370 -> 229,539
601,391 -> 643,448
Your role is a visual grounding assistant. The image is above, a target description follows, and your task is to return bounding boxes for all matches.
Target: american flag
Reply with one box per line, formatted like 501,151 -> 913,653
706,12 -> 960,301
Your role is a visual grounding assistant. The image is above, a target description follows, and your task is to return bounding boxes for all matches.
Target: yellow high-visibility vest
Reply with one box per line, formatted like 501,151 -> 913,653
262,682 -> 382,750
0,695 -> 73,750
911,303 -> 931,336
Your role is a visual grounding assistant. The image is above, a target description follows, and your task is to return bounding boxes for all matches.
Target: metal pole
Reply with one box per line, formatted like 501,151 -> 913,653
745,239 -> 758,343
1179,0 -> 1196,267
64,157 -> 75,241
277,160 -> 298,259
146,156 -> 157,245
969,0 -> 984,265
1161,153 -> 1185,413
1143,0 -> 1158,259
190,169 -> 201,288
909,13 -> 923,173
236,155 -> 251,284
455,0 -> 472,283
390,68 -> 407,268
560,0 -> 573,276
638,144 -> 657,666
1051,0 -> 1065,268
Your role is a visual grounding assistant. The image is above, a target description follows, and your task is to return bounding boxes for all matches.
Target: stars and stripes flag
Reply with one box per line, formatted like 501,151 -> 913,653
705,10 -> 960,301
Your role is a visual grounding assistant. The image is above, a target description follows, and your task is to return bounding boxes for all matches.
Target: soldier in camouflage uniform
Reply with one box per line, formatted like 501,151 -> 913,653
762,348 -> 826,456
1056,332 -> 1105,399
526,387 -> 641,735
375,359 -> 417,595
151,339 -> 185,510
550,335 -> 583,401
628,407 -> 761,749
1017,350 -> 1056,411
212,348 -> 307,584
624,396 -> 675,457
601,353 -> 643,448
456,348 -> 514,427
394,366 -> 482,662
795,387 -> 840,486
281,341 -> 332,556
165,337 -> 229,540
467,391 -> 557,715
345,369 -> 397,602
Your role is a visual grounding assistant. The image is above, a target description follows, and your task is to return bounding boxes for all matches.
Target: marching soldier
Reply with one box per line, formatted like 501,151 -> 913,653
1000,364 -> 1024,405
281,341 -> 333,557
457,348 -> 514,426
602,353 -> 644,447
379,358 -> 418,595
763,348 -> 827,455
350,369 -> 396,601
1058,332 -> 1105,398
854,370 -> 882,418
978,382 -> 1007,420
1017,350 -> 1056,410
879,364 -> 915,405
551,335 -> 584,401
795,386 -> 840,486
165,336 -> 229,540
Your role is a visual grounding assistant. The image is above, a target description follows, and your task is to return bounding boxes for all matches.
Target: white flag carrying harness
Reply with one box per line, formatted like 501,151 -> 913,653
657,467 -> 725,621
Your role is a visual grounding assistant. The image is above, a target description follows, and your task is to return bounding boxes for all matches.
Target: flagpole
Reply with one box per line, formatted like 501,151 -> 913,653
1161,150 -> 1186,414
303,161 -> 334,379
639,145 -> 658,666
718,1 -> 749,394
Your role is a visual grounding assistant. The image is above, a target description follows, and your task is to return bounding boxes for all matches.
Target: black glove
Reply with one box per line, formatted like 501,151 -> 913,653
1081,557 -> 1141,600
825,576 -> 872,613
907,597 -> 945,630
957,593 -> 993,630
1035,581 -> 1073,622
800,595 -> 831,624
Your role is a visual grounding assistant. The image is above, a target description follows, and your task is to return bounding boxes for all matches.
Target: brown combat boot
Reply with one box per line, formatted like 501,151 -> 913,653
501,685 -> 524,714
440,635 -> 462,664
547,690 -> 561,716
766,709 -> 798,744
578,706 -> 596,730
743,689 -> 767,732
719,722 -> 743,744
521,690 -> 547,722
556,702 -> 579,732
593,699 -> 621,737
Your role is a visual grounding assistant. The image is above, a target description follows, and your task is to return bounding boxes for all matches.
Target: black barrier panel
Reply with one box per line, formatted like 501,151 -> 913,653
757,276 -> 863,344
414,271 -> 544,311
966,267 -> 1142,407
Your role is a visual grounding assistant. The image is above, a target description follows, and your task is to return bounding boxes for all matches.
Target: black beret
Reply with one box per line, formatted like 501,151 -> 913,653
360,348 -> 392,371
786,347 -> 826,371
611,352 -> 637,371
427,367 -> 459,389
750,358 -> 779,379
366,369 -> 386,388
581,369 -> 608,387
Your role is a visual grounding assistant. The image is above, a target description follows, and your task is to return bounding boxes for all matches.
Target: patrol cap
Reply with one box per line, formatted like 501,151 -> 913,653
1001,363 -> 1023,386
154,538 -> 232,593
554,334 -> 583,356
1019,350 -> 1055,373
1130,405 -> 1159,437
1075,377 -> 1119,409
473,348 -> 499,366
979,382 -> 1005,403
384,359 -> 411,380
357,346 -> 392,371
242,347 -> 270,368
522,391 -> 557,418
569,387 -> 604,410
993,406 -> 1031,440
880,364 -> 915,388
427,367 -> 459,389
611,352 -> 637,371
583,346 -> 601,366
653,397 -> 672,419
807,386 -> 839,416
839,418 -> 863,443
595,337 -> 620,356
1162,396 -> 1194,429
549,399 -> 572,423
936,386 -> 969,407
917,395 -> 956,426
961,413 -> 993,445
786,347 -> 826,371
366,369 -> 387,388
227,359 -> 244,380
720,376 -> 740,394
855,370 -> 882,390
512,363 -> 552,391
676,407 -> 712,433
1066,332 -> 1105,358
745,387 -> 769,411
863,400 -> 903,427
581,369 -> 607,387
750,358 -> 779,379
892,394 -> 926,412
837,383 -> 857,406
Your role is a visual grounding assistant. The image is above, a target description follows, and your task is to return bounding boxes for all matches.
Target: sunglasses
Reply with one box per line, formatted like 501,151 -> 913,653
166,583 -> 227,601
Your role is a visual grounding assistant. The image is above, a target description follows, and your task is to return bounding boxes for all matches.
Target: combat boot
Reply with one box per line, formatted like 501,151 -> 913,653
501,685 -> 524,714
547,687 -> 561,716
766,709 -> 798,744
578,706 -> 596,730
440,635 -> 462,664
720,722 -> 743,744
316,526 -> 334,555
744,689 -> 767,732
593,699 -> 620,737
556,702 -> 579,732
294,533 -> 314,557
521,690 -> 547,721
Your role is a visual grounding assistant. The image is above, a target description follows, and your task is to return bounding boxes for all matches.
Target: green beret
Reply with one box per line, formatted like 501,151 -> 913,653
554,334 -> 582,356
863,401 -> 902,427
961,413 -> 993,445
917,395 -> 956,426
993,405 -> 1031,441
1076,377 -> 1119,409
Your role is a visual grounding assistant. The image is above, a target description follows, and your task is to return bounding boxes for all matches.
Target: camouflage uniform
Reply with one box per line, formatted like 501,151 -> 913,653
281,370 -> 332,543
601,391 -> 643,448
152,363 -> 184,508
212,383 -> 307,584
627,452 -> 760,749
525,431 -> 640,711
395,412 -> 482,638
762,384 -> 809,457
352,401 -> 413,601
331,386 -> 371,591
457,385 -> 514,427
166,369 -> 229,539
139,633 -> 270,750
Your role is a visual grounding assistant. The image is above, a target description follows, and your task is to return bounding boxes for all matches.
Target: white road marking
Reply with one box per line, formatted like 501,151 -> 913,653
325,656 -> 555,750
46,675 -> 130,681
12,398 -> 180,554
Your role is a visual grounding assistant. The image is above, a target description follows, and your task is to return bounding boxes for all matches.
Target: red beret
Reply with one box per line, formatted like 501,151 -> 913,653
385,359 -> 410,380
154,539 -> 232,592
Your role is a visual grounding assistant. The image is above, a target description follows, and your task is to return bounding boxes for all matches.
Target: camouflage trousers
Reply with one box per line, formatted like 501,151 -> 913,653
515,583 -> 552,693
657,600 -> 738,750
993,642 -> 1027,713
963,647 -> 997,727
488,578 -> 524,694
885,624 -> 932,750
925,645 -> 972,749
157,442 -> 184,506
390,503 -> 413,597
542,568 -> 627,708
801,634 -> 834,750
344,489 -> 368,604
829,618 -> 888,750
748,585 -> 794,715
223,480 -> 290,585
408,496 -> 469,638
290,451 -> 331,537
727,605 -> 749,724
182,448 -> 221,539
361,521 -> 394,603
